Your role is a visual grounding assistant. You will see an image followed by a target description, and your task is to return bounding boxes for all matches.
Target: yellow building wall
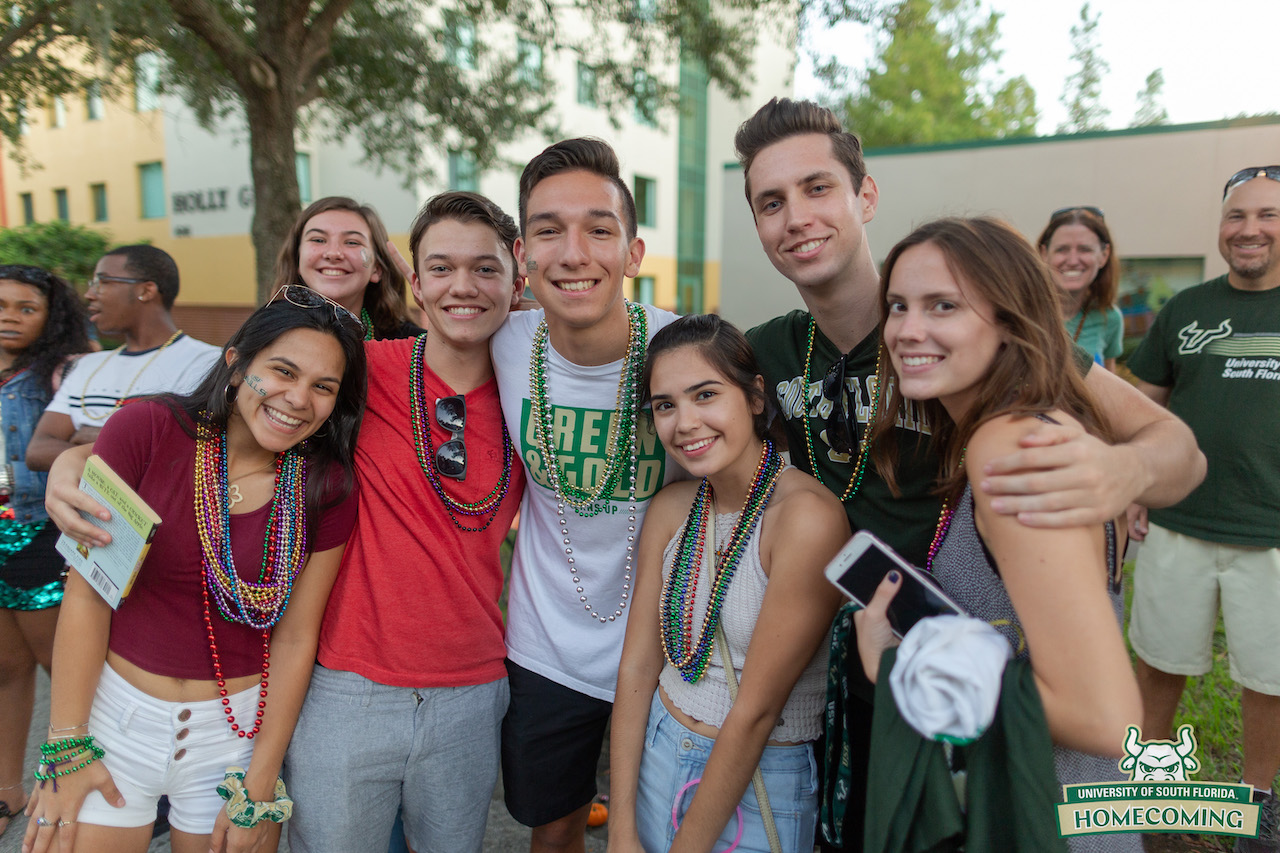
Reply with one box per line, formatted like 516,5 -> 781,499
630,254 -> 677,313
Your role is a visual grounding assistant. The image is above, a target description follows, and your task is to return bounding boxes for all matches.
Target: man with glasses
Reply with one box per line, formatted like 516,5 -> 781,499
27,244 -> 219,471
733,98 -> 1207,851
1126,166 -> 1280,853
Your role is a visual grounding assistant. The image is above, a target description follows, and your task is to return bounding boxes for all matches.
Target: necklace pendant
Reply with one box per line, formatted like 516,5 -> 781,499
227,483 -> 243,509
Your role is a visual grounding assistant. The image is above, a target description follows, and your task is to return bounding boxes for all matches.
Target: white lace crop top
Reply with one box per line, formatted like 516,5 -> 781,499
656,503 -> 830,743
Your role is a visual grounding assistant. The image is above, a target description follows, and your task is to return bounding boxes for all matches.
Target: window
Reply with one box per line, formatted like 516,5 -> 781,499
138,162 -> 165,218
576,61 -> 597,107
295,152 -> 312,206
17,98 -> 28,135
49,96 -> 66,128
634,175 -> 656,228
517,38 -> 542,88
444,13 -> 476,70
54,188 -> 69,221
91,183 -> 108,222
633,69 -> 658,127
135,52 -> 161,112
20,193 -> 34,225
635,276 -> 655,305
1117,257 -> 1207,344
448,149 -> 478,192
86,81 -> 104,120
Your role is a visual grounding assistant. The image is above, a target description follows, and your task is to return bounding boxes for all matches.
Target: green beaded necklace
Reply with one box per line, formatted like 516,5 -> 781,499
529,301 -> 649,622
360,308 -> 374,341
801,315 -> 881,502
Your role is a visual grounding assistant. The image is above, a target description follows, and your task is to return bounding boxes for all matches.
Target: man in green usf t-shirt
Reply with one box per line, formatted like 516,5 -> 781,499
733,97 -> 1207,851
1127,166 -> 1280,853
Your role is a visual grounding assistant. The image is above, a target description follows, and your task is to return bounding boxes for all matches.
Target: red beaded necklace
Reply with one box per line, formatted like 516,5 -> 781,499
925,451 -> 965,574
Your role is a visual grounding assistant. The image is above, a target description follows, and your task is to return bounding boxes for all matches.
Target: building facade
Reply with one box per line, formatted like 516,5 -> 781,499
1,14 -> 796,343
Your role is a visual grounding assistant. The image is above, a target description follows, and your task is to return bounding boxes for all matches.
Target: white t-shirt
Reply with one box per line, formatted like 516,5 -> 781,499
493,305 -> 681,701
47,334 -> 222,429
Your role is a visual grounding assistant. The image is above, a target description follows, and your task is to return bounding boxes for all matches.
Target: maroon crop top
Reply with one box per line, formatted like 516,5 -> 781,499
98,400 -> 358,679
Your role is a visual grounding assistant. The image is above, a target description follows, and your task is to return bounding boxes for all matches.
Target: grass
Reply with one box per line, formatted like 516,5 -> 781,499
1123,559 -> 1263,853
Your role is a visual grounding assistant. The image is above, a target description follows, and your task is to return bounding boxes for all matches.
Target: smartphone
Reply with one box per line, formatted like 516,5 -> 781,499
824,530 -> 965,638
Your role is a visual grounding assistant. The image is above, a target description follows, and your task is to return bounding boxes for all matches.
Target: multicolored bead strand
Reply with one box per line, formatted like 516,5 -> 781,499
800,315 -> 881,502
408,334 -> 514,532
193,415 -> 307,737
194,417 -> 308,629
925,451 -> 965,574
530,302 -> 647,514
530,302 -> 649,622
660,440 -> 784,683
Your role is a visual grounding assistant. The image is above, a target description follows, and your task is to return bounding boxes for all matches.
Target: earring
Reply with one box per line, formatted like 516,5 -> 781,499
224,382 -> 237,405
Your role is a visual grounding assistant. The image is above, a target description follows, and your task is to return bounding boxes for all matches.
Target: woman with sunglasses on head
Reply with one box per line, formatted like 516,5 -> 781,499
609,315 -> 848,853
0,265 -> 90,840
1037,206 -> 1124,371
274,196 -> 424,341
23,291 -> 366,853
855,218 -> 1141,852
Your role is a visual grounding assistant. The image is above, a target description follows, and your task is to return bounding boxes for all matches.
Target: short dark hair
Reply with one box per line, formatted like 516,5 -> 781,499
734,98 -> 868,207
163,296 -> 368,537
409,191 -> 519,282
518,138 -> 638,239
641,314 -> 772,441
105,245 -> 179,308
272,196 -> 413,340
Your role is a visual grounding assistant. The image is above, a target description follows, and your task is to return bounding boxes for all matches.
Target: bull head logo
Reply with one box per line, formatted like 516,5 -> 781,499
1119,725 -> 1201,781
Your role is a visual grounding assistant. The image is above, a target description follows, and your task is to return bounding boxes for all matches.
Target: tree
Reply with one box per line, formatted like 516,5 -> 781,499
818,0 -> 1038,149
0,220 -> 112,284
6,0 -> 791,301
1131,68 -> 1167,128
1057,2 -> 1109,134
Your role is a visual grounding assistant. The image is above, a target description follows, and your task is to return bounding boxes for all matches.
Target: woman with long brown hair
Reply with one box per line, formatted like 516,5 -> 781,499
856,217 -> 1141,853
1037,207 -> 1124,371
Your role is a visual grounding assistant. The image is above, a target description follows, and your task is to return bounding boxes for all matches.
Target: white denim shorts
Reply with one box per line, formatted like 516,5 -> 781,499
75,662 -> 258,833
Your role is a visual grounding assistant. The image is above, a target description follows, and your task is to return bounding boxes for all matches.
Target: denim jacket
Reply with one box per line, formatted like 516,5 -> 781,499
3,368 -> 51,523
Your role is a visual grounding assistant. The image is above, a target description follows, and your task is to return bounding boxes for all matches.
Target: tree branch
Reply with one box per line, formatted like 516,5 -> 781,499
296,0 -> 356,90
162,0 -> 261,92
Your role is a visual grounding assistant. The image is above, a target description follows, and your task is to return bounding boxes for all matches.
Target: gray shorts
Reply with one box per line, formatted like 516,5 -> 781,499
283,664 -> 509,853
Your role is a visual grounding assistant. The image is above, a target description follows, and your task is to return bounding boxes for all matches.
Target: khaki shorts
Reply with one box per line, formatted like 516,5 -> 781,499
1130,523 -> 1280,695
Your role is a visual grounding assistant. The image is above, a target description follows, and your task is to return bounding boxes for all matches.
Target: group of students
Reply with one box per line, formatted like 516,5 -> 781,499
2,96 -> 1211,853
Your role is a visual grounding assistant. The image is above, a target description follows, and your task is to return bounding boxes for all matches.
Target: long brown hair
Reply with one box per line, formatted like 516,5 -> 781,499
1036,207 -> 1118,319
871,217 -> 1114,500
272,197 -> 411,339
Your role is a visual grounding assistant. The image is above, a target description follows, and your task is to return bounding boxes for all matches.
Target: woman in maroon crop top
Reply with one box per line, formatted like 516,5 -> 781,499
24,290 -> 367,853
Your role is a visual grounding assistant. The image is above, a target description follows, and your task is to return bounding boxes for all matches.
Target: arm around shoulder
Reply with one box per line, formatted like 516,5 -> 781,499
968,416 -> 1141,756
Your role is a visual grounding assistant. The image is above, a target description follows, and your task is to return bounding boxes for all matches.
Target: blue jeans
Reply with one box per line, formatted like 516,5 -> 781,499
635,691 -> 819,853
284,664 -> 508,853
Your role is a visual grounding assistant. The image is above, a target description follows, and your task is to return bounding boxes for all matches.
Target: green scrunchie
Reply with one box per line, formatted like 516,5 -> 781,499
215,767 -> 293,828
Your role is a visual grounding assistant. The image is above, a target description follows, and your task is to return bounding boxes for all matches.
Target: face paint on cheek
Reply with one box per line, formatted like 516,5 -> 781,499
526,259 -> 538,272
359,248 -> 372,269
245,374 -> 268,397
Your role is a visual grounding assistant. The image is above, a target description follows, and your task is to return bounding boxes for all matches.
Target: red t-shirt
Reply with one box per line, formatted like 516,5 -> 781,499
100,400 -> 359,679
317,337 -> 524,687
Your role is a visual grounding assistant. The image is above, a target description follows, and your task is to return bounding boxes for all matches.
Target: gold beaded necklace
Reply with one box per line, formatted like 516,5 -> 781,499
78,330 -> 184,422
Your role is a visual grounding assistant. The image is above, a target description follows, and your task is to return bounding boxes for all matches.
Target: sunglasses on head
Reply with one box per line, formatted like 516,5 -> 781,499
1223,166 -> 1280,200
434,395 -> 467,481
1050,206 -> 1105,221
269,285 -> 366,336
818,354 -> 858,457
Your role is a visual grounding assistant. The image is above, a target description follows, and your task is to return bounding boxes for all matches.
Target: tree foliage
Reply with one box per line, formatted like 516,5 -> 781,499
0,220 -> 112,284
1131,68 -> 1167,128
1057,2 -> 1109,134
5,0 -> 796,301
818,0 -> 1038,149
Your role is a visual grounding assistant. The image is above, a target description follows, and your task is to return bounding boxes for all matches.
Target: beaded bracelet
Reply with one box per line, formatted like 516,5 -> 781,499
215,768 -> 293,828
40,735 -> 95,757
33,744 -> 106,790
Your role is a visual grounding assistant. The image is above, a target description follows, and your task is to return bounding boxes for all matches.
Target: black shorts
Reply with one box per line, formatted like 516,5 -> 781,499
500,659 -> 612,827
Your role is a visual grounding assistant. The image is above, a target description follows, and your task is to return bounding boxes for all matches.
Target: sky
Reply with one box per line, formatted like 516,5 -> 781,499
796,0 -> 1279,134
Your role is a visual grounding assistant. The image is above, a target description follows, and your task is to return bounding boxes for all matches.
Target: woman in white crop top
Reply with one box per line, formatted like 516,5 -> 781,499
609,315 -> 849,853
